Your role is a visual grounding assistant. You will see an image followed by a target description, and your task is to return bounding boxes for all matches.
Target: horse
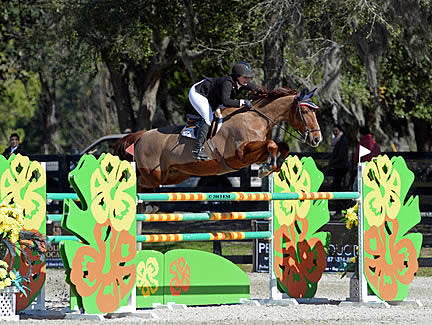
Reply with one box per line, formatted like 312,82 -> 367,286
114,87 -> 322,190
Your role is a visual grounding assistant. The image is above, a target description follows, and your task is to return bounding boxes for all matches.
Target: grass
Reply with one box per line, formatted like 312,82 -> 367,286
140,240 -> 254,272
415,268 -> 432,276
417,247 -> 432,276
140,241 -> 214,254
139,238 -> 432,276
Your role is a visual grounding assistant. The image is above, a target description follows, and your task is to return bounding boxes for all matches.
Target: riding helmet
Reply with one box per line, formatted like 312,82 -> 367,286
232,62 -> 253,78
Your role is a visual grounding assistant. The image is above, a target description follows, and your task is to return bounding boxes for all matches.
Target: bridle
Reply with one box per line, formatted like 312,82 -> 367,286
251,98 -> 321,143
295,100 -> 321,143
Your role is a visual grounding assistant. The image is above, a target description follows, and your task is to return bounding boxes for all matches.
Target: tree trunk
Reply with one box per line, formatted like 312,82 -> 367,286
134,34 -> 176,130
413,118 -> 432,152
101,49 -> 136,133
352,24 -> 389,143
263,36 -> 284,90
135,68 -> 161,130
39,70 -> 62,154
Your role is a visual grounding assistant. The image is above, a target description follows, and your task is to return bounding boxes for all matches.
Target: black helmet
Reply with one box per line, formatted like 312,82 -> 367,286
232,62 -> 253,78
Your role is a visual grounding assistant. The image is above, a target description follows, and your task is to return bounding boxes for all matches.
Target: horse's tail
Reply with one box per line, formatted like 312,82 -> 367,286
112,131 -> 146,161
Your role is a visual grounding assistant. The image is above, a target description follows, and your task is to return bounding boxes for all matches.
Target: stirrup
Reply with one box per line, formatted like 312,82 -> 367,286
192,148 -> 210,161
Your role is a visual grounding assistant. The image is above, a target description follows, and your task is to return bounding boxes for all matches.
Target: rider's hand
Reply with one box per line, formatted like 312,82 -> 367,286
243,99 -> 253,109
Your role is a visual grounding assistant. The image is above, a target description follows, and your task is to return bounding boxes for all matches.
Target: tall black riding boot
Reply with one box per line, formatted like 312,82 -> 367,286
192,123 -> 210,160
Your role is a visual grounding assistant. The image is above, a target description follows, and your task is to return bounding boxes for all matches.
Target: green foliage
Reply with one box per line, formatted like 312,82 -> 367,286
380,39 -> 432,122
0,73 -> 40,151
1,0 -> 432,152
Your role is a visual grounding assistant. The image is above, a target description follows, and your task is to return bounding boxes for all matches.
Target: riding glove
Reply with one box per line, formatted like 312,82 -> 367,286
242,99 -> 253,109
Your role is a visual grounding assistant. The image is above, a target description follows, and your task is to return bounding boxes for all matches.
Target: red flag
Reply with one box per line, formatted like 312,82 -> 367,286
126,143 -> 135,157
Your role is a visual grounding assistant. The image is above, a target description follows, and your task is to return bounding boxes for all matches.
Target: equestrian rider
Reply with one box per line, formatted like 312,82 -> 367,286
188,62 -> 258,160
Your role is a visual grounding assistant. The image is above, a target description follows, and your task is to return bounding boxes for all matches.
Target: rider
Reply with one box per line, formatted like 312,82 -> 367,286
188,62 -> 258,160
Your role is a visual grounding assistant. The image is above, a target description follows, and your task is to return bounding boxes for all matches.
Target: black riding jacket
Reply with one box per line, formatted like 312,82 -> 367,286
195,75 -> 257,109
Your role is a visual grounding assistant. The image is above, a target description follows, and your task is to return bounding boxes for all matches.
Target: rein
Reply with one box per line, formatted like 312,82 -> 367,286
251,100 -> 320,143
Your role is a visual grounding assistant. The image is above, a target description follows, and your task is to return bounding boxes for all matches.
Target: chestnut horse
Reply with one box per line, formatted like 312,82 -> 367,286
114,87 -> 322,190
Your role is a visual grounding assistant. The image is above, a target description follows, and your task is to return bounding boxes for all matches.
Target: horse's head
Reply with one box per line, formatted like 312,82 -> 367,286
248,87 -> 322,147
290,88 -> 322,147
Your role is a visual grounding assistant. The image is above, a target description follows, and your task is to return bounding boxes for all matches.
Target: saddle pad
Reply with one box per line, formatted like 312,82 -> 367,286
180,114 -> 223,139
181,115 -> 203,139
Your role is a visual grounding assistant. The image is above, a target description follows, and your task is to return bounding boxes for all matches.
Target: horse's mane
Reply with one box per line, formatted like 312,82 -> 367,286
249,87 -> 297,107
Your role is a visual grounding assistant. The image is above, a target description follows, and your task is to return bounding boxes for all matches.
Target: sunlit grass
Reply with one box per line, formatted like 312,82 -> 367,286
139,242 -> 432,276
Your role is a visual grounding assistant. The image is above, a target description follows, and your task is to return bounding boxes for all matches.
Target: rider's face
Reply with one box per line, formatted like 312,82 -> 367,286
238,76 -> 249,86
10,136 -> 19,147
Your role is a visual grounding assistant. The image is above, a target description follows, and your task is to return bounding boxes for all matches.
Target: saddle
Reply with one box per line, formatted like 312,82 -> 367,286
180,113 -> 223,140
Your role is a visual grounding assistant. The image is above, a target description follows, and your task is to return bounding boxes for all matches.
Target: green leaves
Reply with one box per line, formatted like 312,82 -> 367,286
0,73 -> 40,150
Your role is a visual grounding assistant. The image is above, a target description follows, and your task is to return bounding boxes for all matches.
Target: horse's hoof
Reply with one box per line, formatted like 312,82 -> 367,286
258,165 -> 271,178
142,203 -> 159,214
151,204 -> 160,214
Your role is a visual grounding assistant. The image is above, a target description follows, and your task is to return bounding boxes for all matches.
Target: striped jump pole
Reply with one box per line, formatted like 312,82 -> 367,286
47,211 -> 272,223
48,231 -> 271,244
136,191 -> 360,201
47,191 -> 359,202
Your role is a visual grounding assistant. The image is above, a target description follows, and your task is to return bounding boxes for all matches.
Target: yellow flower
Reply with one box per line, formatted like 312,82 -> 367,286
9,271 -> 16,280
0,155 -> 46,230
363,155 -> 401,227
90,154 -> 136,232
0,268 -> 7,278
4,278 -> 11,287
343,203 -> 358,229
137,257 -> 159,296
274,156 -> 312,226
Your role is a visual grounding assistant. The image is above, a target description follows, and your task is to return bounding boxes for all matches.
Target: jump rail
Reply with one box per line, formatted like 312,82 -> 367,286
47,211 -> 272,222
47,191 -> 360,201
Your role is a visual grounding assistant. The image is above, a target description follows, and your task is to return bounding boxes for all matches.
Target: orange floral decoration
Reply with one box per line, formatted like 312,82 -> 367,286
70,220 -> 136,313
274,218 -> 326,298
364,215 -> 418,300
169,257 -> 191,296
7,230 -> 46,311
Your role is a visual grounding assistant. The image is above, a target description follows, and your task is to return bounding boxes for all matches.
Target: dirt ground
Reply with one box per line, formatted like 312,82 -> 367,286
7,269 -> 432,324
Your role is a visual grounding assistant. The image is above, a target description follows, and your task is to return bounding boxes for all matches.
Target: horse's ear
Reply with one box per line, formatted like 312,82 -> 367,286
296,88 -> 308,101
303,88 -> 317,100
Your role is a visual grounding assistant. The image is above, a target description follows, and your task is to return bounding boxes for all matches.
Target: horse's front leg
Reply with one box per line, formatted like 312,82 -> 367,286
256,142 -> 290,178
275,142 -> 290,170
229,140 -> 278,171
251,140 -> 279,178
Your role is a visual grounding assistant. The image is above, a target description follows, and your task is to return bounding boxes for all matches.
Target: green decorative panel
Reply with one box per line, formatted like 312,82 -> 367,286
163,249 -> 249,305
273,156 -> 330,298
60,154 -> 137,314
0,154 -> 46,310
362,155 -> 422,301
136,250 -> 164,308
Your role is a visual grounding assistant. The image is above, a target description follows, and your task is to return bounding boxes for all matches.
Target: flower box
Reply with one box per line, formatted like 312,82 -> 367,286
0,286 -> 19,320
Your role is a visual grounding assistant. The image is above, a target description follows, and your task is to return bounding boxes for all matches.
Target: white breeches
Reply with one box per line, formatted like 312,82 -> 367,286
189,80 -> 213,126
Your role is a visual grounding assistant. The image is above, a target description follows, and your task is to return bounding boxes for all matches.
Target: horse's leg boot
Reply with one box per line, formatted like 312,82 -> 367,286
192,123 -> 210,160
